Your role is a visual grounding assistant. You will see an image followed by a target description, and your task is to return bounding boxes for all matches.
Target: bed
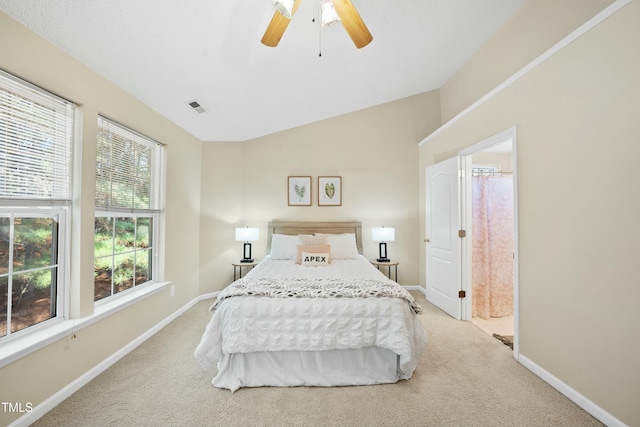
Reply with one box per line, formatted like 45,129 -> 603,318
194,221 -> 428,392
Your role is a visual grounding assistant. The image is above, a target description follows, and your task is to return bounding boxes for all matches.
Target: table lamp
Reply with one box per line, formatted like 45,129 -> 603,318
372,226 -> 395,262
235,227 -> 259,263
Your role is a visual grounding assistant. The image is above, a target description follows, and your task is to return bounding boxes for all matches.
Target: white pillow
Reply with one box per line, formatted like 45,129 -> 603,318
300,251 -> 330,267
295,234 -> 328,246
269,234 -> 297,259
315,233 -> 360,259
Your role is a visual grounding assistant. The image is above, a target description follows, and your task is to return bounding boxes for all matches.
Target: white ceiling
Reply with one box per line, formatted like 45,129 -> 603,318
0,0 -> 523,142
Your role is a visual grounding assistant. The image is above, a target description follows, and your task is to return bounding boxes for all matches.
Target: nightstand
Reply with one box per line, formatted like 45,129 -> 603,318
232,261 -> 257,281
371,260 -> 399,282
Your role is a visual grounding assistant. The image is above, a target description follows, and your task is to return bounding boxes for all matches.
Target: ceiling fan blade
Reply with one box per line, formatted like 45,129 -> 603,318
332,0 -> 373,49
261,0 -> 303,47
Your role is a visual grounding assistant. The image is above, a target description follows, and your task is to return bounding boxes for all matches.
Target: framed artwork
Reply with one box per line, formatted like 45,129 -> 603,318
318,176 -> 342,206
288,176 -> 312,206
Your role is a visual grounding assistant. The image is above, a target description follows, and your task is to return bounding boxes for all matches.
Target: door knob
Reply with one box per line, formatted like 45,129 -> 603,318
424,238 -> 430,243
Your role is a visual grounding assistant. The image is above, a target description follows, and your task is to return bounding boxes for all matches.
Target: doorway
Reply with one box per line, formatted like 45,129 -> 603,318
425,127 -> 519,358
459,127 -> 518,356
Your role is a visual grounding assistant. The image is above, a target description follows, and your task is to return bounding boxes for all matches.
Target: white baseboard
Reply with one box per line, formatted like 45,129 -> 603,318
403,285 -> 426,296
519,355 -> 627,427
10,295 -> 205,427
197,291 -> 219,301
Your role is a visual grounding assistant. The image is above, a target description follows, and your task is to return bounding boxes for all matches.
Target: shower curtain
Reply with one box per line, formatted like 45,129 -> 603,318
472,175 -> 514,319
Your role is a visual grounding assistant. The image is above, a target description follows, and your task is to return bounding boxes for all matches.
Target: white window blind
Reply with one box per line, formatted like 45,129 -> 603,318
96,116 -> 162,212
0,70 -> 74,202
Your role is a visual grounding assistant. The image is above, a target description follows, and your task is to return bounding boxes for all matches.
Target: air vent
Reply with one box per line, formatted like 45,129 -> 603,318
186,99 -> 207,114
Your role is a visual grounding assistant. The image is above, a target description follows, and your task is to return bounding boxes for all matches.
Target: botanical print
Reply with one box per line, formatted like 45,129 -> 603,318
318,176 -> 341,206
295,183 -> 306,200
324,182 -> 335,199
288,176 -> 311,206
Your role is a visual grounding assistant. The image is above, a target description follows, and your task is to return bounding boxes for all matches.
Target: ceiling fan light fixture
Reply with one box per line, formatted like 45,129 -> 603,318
273,0 -> 295,19
262,0 -> 372,49
321,0 -> 341,27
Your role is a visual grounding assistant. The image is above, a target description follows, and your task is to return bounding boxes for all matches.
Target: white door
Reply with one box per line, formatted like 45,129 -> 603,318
425,157 -> 462,319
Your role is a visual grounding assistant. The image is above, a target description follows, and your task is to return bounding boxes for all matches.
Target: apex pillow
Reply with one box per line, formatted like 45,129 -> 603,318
315,233 -> 359,259
295,244 -> 331,264
300,251 -> 330,267
269,234 -> 297,259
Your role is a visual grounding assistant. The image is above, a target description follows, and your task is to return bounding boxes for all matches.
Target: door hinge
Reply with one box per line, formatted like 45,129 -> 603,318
458,230 -> 466,238
458,290 -> 466,298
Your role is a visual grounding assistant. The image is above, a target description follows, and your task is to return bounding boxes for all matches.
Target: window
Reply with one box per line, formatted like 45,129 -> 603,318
0,70 -> 74,339
472,165 -> 502,176
94,116 -> 163,303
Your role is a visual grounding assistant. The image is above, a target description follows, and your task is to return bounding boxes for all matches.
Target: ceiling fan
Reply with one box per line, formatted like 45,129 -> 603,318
261,0 -> 373,49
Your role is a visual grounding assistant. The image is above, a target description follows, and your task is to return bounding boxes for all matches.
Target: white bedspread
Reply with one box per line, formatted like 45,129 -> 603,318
194,256 -> 427,383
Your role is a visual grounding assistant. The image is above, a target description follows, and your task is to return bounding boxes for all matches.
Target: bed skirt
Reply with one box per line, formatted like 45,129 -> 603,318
212,347 -> 401,392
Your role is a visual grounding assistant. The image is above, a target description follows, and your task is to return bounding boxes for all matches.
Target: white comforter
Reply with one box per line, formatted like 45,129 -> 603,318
194,256 -> 427,380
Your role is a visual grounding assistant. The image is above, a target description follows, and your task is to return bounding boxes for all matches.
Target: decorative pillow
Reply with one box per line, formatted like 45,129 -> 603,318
300,251 -> 331,267
269,234 -> 297,259
295,234 -> 328,246
295,244 -> 331,264
315,233 -> 359,259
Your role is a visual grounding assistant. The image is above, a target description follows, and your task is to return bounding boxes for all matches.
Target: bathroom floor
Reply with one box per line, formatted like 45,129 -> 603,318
471,314 -> 513,337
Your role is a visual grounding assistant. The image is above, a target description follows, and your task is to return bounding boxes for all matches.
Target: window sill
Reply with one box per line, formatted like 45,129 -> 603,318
0,281 -> 170,369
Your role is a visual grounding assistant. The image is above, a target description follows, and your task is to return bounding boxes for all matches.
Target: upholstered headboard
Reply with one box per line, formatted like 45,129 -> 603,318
267,221 -> 363,254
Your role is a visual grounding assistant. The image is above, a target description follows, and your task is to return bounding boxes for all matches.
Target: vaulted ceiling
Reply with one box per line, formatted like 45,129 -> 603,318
0,0 -> 523,141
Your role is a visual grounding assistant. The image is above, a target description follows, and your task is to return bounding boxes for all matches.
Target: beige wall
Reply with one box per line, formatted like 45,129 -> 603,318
439,0 -> 616,123
199,91 -> 441,291
199,141 -> 244,292
419,2 -> 640,425
0,12 -> 203,426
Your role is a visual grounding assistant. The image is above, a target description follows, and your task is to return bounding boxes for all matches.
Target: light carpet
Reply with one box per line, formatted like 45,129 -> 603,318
31,292 -> 602,426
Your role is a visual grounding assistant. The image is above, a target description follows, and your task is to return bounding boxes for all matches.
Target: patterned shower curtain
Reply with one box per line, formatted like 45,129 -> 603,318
472,175 -> 514,319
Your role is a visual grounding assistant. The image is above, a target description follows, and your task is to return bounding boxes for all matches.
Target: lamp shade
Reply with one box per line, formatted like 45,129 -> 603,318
372,227 -> 395,242
235,227 -> 259,242
273,0 -> 294,18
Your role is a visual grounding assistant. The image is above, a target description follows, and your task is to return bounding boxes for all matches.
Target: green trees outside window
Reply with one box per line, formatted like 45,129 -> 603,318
0,216 -> 58,337
94,216 -> 152,302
